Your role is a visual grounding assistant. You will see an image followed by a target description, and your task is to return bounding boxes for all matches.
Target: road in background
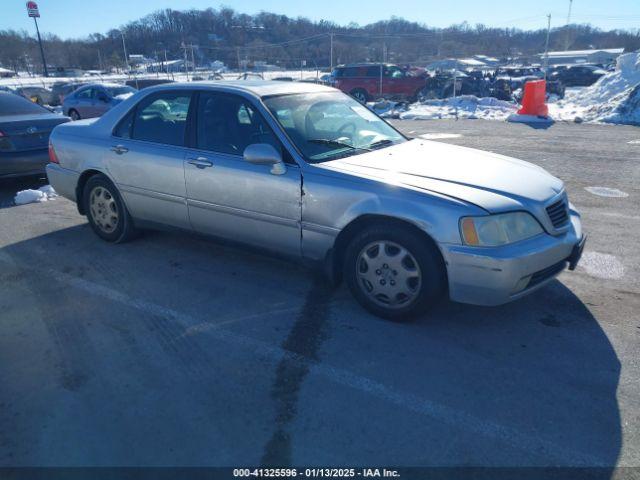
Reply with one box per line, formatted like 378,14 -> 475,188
0,120 -> 638,470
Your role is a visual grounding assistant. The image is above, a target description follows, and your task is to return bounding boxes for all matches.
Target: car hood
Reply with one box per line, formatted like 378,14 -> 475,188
317,139 -> 564,212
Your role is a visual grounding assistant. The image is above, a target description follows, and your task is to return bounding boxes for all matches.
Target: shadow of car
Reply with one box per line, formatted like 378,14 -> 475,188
0,219 -> 622,469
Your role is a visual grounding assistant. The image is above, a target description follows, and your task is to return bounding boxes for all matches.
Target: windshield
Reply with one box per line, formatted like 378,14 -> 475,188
0,92 -> 49,116
106,86 -> 137,97
263,92 -> 405,162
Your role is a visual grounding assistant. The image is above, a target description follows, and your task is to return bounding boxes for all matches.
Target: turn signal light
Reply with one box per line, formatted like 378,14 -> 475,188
460,217 -> 480,246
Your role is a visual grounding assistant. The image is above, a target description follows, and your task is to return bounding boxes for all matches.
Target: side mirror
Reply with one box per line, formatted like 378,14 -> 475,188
243,143 -> 286,175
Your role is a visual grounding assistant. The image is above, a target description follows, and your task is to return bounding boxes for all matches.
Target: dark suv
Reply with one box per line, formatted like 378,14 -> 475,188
548,65 -> 606,87
330,63 -> 428,102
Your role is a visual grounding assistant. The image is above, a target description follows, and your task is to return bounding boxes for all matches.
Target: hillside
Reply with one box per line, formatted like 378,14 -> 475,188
1,7 -> 640,73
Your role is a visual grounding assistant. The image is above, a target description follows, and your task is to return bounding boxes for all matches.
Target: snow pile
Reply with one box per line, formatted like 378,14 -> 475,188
14,185 -> 58,205
398,95 -> 518,121
549,52 -> 640,125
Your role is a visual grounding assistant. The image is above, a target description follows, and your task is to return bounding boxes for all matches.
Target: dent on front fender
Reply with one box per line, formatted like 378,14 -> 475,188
300,169 -> 481,261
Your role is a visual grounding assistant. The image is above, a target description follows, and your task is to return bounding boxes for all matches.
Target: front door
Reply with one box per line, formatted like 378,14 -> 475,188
103,90 -> 193,230
184,92 -> 302,256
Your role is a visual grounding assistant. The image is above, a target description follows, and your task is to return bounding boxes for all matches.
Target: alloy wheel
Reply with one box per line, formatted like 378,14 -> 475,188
89,186 -> 119,234
355,240 -> 422,309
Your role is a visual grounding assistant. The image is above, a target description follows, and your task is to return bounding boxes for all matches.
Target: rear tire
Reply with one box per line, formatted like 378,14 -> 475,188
344,223 -> 446,321
69,109 -> 80,121
83,174 -> 137,243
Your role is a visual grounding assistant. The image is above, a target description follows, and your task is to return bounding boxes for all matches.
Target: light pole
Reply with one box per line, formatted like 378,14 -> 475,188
26,2 -> 48,77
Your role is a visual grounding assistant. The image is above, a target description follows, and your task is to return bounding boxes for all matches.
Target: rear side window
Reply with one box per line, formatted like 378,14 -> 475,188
113,111 -> 134,139
130,92 -> 192,146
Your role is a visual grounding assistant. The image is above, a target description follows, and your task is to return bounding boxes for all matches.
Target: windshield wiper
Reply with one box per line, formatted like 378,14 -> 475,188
307,138 -> 359,150
364,138 -> 396,150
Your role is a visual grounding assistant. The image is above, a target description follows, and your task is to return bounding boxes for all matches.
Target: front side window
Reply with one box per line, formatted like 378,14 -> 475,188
264,92 -> 405,163
196,92 -> 280,156
130,92 -> 192,146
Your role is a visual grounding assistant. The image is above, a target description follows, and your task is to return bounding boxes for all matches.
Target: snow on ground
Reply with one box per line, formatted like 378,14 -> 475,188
548,52 -> 640,126
14,185 -> 58,205
370,96 -> 517,121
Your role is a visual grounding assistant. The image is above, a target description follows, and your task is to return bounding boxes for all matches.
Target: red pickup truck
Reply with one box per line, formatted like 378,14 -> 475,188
330,63 -> 428,103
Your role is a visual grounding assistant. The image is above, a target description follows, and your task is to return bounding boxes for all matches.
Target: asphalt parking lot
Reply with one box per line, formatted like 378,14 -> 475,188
0,119 -> 639,472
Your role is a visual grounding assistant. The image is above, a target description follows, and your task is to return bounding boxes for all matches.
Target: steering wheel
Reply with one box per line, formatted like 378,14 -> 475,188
336,121 -> 356,139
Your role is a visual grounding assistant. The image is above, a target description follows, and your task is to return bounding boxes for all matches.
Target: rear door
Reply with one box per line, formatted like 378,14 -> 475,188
103,90 -> 193,229
74,88 -> 96,118
184,91 -> 302,255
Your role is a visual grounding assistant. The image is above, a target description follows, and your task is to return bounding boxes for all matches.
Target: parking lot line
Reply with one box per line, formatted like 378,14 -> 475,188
0,249 -> 607,467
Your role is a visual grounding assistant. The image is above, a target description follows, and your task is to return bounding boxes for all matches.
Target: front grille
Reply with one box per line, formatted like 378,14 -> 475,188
546,199 -> 569,228
528,261 -> 567,288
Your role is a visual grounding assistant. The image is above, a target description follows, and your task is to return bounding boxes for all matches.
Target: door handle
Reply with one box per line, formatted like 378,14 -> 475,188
187,157 -> 213,169
110,145 -> 129,155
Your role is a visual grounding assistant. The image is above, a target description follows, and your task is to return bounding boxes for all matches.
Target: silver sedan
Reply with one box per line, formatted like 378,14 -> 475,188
46,81 -> 585,320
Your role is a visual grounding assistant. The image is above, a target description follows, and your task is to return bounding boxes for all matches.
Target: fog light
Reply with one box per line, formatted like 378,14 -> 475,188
513,275 -> 532,293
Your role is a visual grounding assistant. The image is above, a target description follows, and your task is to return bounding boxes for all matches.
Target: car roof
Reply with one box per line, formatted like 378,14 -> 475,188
77,82 -> 127,90
142,80 -> 336,98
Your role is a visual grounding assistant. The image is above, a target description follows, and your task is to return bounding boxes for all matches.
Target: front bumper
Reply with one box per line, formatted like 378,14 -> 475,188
0,149 -> 49,178
442,212 -> 584,306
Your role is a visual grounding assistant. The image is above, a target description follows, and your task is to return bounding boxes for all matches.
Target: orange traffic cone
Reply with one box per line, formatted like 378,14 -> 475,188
517,80 -> 549,117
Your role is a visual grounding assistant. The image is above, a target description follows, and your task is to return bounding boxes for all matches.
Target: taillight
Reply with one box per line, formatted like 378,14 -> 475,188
0,130 -> 5,137
48,140 -> 60,164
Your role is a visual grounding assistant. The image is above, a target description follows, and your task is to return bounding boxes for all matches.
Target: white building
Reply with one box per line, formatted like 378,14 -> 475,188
540,48 -> 624,66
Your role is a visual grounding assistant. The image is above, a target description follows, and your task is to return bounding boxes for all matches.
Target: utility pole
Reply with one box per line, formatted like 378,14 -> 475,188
120,30 -> 129,74
236,46 -> 242,72
544,14 -> 552,79
566,0 -> 573,25
329,33 -> 334,71
181,42 -> 190,80
190,44 -> 196,77
564,0 -> 574,50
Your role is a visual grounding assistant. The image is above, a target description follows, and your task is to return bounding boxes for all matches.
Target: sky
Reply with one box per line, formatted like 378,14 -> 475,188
2,0 -> 639,39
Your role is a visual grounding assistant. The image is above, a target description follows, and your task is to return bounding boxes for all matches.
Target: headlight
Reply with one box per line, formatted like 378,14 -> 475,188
460,212 -> 543,246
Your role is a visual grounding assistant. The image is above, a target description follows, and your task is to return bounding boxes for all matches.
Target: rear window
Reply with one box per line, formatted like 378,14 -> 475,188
0,92 -> 49,116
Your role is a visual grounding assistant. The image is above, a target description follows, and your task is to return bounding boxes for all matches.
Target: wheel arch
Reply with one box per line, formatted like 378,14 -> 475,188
325,213 -> 447,286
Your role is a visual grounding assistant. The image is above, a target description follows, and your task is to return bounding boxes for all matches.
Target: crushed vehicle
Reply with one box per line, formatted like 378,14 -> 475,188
50,82 -> 88,106
46,81 -> 585,320
14,86 -> 56,106
495,66 -> 565,99
547,65 -> 607,87
419,70 -> 512,101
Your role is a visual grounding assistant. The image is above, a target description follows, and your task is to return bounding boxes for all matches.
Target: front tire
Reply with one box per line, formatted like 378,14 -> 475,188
69,109 -> 80,121
344,224 -> 446,321
83,174 -> 137,243
350,88 -> 369,104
